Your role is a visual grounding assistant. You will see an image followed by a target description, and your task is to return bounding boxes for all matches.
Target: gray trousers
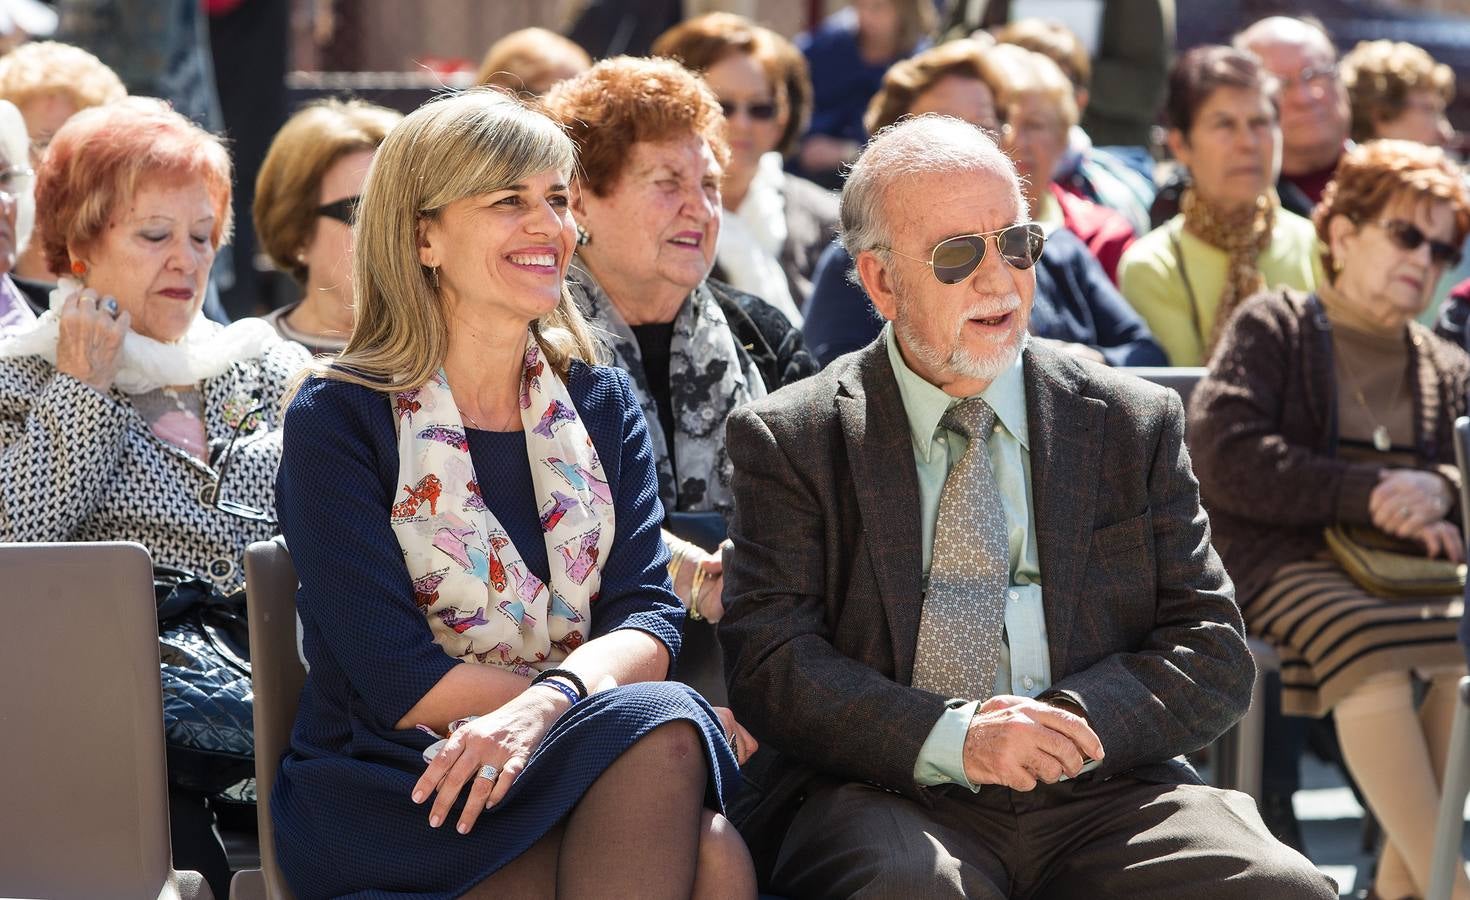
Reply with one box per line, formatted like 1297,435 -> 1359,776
770,776 -> 1337,900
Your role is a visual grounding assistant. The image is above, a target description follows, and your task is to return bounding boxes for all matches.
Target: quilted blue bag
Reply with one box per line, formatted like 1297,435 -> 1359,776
154,566 -> 255,794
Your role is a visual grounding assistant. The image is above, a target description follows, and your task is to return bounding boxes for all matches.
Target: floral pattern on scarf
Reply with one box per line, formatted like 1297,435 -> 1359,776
390,339 -> 614,672
568,267 -> 766,517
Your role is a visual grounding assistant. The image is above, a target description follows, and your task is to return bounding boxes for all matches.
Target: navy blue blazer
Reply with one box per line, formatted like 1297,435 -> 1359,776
801,228 -> 1166,368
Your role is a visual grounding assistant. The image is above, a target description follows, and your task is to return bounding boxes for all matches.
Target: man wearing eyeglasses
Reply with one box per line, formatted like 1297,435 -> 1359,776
1235,16 -> 1352,217
718,116 -> 1333,898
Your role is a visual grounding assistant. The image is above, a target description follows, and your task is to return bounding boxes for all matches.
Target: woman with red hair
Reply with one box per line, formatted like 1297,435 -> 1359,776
1192,139 -> 1470,900
0,96 -> 309,895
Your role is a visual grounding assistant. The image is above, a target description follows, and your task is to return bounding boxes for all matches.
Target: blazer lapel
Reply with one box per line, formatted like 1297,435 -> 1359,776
837,340 -> 926,683
1025,347 -> 1106,674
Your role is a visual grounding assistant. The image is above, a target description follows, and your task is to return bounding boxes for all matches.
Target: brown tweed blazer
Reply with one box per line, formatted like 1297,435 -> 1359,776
719,338 -> 1252,862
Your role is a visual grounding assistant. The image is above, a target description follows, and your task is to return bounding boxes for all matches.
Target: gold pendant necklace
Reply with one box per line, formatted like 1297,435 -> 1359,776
1337,345 -> 1405,455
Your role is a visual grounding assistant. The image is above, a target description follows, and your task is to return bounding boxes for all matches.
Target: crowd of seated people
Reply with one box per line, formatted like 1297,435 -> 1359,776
802,37 -> 1164,369
3,6 -> 1470,898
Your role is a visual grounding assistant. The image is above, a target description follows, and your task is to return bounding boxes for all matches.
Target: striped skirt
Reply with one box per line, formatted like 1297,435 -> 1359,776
1244,558 -> 1465,717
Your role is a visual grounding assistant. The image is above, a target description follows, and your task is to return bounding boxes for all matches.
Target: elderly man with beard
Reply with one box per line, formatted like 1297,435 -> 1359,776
1235,16 -> 1352,216
717,116 -> 1334,898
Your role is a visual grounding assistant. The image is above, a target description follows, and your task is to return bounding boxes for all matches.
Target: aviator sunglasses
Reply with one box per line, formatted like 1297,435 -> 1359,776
879,222 -> 1047,284
317,195 -> 362,225
1371,219 -> 1463,268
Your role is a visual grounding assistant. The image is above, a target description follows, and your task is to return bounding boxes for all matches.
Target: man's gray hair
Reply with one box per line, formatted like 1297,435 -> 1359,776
1233,15 -> 1338,61
839,115 -> 1024,262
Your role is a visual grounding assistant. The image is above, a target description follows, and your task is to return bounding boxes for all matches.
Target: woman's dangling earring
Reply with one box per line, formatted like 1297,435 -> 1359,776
576,224 -> 591,247
428,265 -> 440,291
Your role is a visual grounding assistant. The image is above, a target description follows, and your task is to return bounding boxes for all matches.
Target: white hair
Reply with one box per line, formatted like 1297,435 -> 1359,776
0,100 -> 32,254
839,115 -> 1025,261
1234,16 -> 1337,60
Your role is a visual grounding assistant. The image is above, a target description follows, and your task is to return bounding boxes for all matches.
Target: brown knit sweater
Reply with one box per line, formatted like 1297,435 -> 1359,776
1188,289 -> 1469,605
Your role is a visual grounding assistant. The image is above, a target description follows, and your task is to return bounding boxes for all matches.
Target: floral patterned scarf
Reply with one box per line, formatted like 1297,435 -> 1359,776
390,338 -> 614,672
568,266 -> 766,517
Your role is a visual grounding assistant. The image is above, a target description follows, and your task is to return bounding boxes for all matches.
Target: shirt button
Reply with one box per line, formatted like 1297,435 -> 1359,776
1022,675 -> 1036,690
1007,589 -> 1019,601
208,557 -> 236,581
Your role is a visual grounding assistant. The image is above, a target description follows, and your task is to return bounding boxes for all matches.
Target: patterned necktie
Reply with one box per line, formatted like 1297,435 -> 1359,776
911,397 -> 1010,701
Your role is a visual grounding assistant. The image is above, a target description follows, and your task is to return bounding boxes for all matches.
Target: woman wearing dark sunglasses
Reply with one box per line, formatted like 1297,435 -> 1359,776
1191,138 -> 1470,900
253,99 -> 401,356
654,13 -> 839,324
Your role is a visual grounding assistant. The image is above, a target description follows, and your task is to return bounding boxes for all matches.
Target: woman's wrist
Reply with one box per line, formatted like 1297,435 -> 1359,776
532,678 -> 580,708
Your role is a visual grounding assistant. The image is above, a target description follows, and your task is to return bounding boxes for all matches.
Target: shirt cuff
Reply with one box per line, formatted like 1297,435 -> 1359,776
913,698 -> 979,791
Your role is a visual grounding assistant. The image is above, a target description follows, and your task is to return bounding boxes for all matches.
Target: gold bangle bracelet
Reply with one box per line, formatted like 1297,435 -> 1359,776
667,541 -> 685,588
688,563 -> 708,622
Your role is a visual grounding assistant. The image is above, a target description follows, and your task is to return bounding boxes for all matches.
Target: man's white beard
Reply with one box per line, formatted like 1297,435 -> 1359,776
895,293 -> 1024,385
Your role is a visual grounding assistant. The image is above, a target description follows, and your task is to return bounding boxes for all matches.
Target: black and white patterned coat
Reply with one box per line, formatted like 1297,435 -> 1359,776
0,338 -> 311,591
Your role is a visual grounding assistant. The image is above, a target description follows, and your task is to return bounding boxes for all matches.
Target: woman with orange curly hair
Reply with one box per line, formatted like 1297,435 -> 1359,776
543,57 -> 816,629
1191,140 -> 1470,900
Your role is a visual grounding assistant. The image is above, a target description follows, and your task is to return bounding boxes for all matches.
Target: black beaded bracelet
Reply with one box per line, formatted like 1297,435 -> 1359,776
531,667 -> 588,700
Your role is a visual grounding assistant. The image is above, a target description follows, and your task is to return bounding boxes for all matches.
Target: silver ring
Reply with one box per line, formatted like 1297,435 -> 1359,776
477,764 -> 498,781
101,297 -> 119,318
727,729 -> 739,759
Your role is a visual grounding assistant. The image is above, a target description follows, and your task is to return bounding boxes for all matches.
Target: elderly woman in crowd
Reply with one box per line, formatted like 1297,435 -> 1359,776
1191,140 -> 1470,900
543,57 -> 815,629
0,101 -> 35,333
474,26 -> 591,97
0,40 -> 125,287
253,99 -> 401,355
994,18 -> 1157,237
654,13 -> 839,325
992,43 -> 1136,283
1342,39 -> 1454,148
802,39 -> 1164,368
795,0 -> 933,187
1118,46 -> 1322,367
275,88 -> 755,900
0,96 -> 309,894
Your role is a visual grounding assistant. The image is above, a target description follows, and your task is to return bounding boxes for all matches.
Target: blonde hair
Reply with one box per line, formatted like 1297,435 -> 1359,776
254,99 -> 402,284
475,27 -> 591,96
865,37 -> 1003,134
0,41 -> 126,112
1341,40 -> 1455,143
988,43 -> 1079,129
299,89 -> 598,399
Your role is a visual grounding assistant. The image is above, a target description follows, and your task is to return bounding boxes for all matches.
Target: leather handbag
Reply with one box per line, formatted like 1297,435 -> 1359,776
154,565 -> 255,794
1323,524 -> 1466,598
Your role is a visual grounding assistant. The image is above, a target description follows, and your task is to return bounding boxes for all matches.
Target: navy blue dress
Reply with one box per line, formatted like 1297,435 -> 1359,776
272,362 -> 739,900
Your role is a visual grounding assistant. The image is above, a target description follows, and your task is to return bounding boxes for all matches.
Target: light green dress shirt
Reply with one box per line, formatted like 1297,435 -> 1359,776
884,327 -> 1052,791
